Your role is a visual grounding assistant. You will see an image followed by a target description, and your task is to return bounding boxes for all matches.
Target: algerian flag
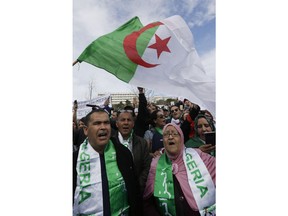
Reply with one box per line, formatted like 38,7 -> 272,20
76,15 -> 215,116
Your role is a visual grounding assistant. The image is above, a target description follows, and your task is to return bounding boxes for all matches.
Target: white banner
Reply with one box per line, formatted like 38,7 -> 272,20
75,95 -> 110,119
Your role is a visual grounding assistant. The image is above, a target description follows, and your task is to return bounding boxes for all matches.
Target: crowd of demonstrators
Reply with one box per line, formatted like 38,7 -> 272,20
143,123 -> 215,215
165,99 -> 201,144
112,106 -> 152,196
72,90 -> 216,215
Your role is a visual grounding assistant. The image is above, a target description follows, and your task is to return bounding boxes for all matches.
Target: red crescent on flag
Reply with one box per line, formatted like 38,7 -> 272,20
123,22 -> 163,68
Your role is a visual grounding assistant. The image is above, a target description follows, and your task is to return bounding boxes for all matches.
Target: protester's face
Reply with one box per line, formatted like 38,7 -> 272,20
84,112 -> 111,152
163,125 -> 182,156
116,112 -> 134,139
197,117 -> 212,140
78,121 -> 85,128
170,106 -> 181,119
154,111 -> 166,128
164,110 -> 169,117
111,112 -> 118,120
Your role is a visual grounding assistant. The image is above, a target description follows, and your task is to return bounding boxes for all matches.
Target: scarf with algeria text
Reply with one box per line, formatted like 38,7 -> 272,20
154,148 -> 215,216
73,139 -> 130,216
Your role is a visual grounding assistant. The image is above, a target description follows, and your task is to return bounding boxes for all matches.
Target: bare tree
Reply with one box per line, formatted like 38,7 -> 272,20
128,85 -> 157,102
128,85 -> 139,96
86,79 -> 96,100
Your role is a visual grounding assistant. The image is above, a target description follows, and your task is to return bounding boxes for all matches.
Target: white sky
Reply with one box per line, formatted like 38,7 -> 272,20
73,0 -> 216,101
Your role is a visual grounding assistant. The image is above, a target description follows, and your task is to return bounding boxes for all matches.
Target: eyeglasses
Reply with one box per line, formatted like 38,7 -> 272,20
170,109 -> 179,113
163,131 -> 180,138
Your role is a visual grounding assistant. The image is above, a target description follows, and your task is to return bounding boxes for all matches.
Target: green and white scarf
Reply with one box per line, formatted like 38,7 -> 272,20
184,148 -> 215,216
73,139 -> 130,216
154,153 -> 176,216
154,148 -> 215,216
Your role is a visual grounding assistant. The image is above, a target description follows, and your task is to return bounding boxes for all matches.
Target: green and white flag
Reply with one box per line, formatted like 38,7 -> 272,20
77,15 -> 215,115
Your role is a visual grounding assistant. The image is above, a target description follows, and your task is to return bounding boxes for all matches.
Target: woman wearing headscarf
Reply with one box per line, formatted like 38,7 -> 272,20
185,113 -> 216,156
143,123 -> 216,216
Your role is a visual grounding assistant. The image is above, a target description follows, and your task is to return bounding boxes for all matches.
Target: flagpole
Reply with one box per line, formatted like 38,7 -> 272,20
72,60 -> 79,66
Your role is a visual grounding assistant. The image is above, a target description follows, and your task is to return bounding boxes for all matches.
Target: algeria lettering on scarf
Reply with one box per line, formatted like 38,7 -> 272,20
154,148 -> 215,216
73,139 -> 104,215
73,139 -> 130,215
184,148 -> 215,215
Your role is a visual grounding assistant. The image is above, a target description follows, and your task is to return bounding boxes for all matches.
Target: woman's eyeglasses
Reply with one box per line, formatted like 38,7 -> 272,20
163,131 -> 179,138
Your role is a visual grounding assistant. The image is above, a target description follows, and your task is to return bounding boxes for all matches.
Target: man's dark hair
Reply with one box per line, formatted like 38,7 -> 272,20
148,110 -> 162,127
170,104 -> 179,110
85,109 -> 110,125
79,117 -> 86,123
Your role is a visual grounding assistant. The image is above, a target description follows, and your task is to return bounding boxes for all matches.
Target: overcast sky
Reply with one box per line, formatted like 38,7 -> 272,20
73,0 -> 215,101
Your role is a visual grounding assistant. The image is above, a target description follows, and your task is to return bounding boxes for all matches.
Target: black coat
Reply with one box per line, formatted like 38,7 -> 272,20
113,132 -> 152,196
73,137 -> 143,216
134,93 -> 151,137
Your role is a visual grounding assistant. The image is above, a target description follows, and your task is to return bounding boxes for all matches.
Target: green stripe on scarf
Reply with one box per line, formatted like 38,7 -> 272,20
105,140 -> 129,216
154,153 -> 176,216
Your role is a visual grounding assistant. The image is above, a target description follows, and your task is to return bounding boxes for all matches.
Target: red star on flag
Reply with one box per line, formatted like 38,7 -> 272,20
148,34 -> 171,58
